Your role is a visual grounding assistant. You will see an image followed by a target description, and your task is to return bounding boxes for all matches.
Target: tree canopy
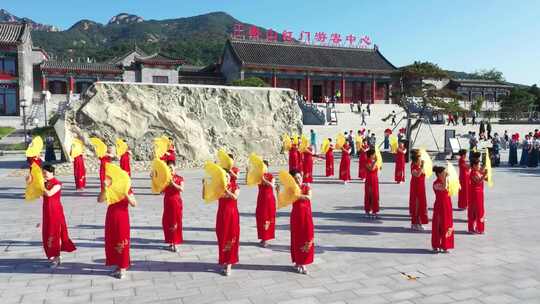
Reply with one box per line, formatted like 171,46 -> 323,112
471,68 -> 505,82
400,61 -> 449,79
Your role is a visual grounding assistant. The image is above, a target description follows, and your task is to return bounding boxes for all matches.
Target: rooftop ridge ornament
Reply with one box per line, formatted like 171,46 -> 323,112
230,22 -> 374,49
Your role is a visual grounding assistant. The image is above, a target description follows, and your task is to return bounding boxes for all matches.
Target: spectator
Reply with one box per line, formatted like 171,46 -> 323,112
367,103 -> 371,116
361,110 -> 367,126
391,110 -> 397,126
310,129 -> 317,154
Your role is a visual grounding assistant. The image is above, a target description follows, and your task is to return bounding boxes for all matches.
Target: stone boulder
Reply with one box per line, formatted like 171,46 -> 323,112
55,82 -> 302,169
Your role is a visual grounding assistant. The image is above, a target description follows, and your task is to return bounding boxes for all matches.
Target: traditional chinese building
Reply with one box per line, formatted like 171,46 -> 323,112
0,22 -> 46,118
447,78 -> 513,102
220,39 -> 398,103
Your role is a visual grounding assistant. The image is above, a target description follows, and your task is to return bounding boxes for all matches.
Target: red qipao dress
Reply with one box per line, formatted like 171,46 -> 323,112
162,175 -> 184,245
216,182 -> 240,265
467,169 -> 485,233
364,159 -> 380,214
409,163 -> 428,225
458,156 -> 470,209
358,143 -> 369,180
339,143 -> 351,181
289,144 -> 300,172
27,156 -> 42,168
105,194 -> 132,269
302,148 -> 314,183
230,167 -> 240,186
325,146 -> 334,177
119,152 -> 131,176
297,148 -> 303,173
73,154 -> 86,189
290,184 -> 314,266
394,149 -> 406,183
255,173 -> 276,241
431,179 -> 454,250
42,178 -> 76,259
99,155 -> 112,191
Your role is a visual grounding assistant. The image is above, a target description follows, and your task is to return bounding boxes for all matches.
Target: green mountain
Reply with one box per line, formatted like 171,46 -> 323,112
30,12 -> 245,66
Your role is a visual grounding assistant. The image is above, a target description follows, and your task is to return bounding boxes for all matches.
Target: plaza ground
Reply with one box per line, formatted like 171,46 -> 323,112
0,153 -> 540,304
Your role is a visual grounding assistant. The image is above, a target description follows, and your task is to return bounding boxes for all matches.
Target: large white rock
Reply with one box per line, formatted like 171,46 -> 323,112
56,82 -> 302,168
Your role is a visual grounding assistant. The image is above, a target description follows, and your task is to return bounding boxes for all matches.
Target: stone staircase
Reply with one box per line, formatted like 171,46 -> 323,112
297,98 -> 326,125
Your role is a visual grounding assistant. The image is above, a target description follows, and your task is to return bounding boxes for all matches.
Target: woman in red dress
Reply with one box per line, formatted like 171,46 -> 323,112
339,142 -> 352,184
212,172 -> 240,276
358,141 -> 369,181
228,154 -> 240,186
72,150 -> 86,190
302,146 -> 314,183
394,142 -> 406,183
457,149 -> 470,210
364,149 -> 380,218
325,139 -> 335,177
162,161 -> 184,252
468,158 -> 487,234
99,147 -> 114,191
289,169 -> 314,275
431,166 -> 454,253
289,143 -> 300,172
256,160 -> 276,247
409,151 -> 428,230
98,180 -> 137,279
119,150 -> 132,176
40,164 -> 76,268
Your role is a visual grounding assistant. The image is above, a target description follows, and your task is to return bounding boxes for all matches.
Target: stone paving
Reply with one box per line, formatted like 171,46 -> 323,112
1,153 -> 540,304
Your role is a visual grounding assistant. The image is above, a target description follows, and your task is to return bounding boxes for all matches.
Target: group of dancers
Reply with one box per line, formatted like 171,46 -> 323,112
286,132 -> 490,253
23,131 -> 490,280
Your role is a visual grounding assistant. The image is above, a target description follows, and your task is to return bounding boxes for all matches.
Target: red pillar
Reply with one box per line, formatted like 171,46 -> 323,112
297,79 -> 301,92
271,71 -> 277,88
371,77 -> 376,104
323,80 -> 328,97
360,82 -> 365,103
352,81 -> 357,102
69,76 -> 75,94
305,73 -> 311,102
41,76 -> 48,92
340,75 -> 346,103
331,80 -> 335,97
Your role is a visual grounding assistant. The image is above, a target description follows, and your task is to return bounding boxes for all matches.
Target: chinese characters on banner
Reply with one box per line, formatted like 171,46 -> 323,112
232,23 -> 373,48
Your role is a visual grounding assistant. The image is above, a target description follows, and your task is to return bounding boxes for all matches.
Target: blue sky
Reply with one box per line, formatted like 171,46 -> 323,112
4,0 -> 539,85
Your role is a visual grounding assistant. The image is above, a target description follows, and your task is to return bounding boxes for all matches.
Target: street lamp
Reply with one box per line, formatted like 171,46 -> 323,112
20,98 -> 28,148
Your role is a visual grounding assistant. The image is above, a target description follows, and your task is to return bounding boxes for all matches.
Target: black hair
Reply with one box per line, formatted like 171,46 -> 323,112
471,151 -> 481,160
228,153 -> 234,160
289,168 -> 302,177
470,158 -> 481,167
366,149 -> 376,157
42,163 -> 55,174
166,160 -> 176,166
263,160 -> 269,167
328,138 -> 332,142
458,149 -> 467,156
411,151 -> 420,162
433,166 -> 445,175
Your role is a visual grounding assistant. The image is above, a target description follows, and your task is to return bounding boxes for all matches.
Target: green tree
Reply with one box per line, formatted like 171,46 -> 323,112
400,61 -> 449,79
527,84 -> 540,107
471,96 -> 485,113
471,68 -> 505,82
231,77 -> 267,87
499,88 -> 535,120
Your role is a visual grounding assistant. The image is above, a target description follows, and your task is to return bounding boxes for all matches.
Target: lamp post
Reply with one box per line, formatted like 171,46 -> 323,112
20,99 -> 28,148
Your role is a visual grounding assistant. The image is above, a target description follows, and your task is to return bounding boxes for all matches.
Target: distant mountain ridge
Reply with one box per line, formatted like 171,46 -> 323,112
0,9 -> 58,31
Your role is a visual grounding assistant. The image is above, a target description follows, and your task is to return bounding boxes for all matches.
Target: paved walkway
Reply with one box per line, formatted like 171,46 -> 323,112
0,156 -> 539,304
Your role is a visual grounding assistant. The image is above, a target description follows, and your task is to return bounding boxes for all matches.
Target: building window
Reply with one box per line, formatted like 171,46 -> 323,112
152,76 -> 169,83
0,57 -> 17,76
0,86 -> 18,116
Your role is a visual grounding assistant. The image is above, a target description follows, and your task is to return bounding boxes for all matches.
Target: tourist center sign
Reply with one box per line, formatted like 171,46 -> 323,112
232,23 -> 373,48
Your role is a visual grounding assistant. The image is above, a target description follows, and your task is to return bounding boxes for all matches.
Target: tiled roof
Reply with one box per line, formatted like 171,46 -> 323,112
451,78 -> 514,89
135,52 -> 185,65
108,47 -> 147,64
227,39 -> 397,72
41,61 -> 123,74
0,22 -> 29,44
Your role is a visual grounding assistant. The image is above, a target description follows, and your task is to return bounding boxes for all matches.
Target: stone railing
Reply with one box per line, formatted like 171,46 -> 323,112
297,98 -> 326,125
